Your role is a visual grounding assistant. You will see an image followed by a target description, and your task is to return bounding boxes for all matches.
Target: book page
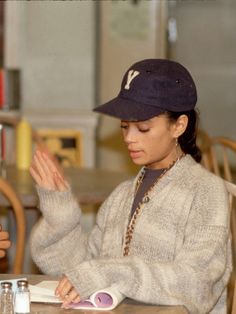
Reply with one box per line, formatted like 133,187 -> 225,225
30,281 -> 125,310
29,281 -> 61,304
73,285 -> 125,310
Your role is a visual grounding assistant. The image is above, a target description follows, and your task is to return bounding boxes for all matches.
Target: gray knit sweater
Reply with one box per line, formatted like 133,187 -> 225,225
30,155 -> 232,314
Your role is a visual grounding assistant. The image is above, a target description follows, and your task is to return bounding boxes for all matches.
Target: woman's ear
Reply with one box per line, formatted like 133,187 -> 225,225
173,114 -> 188,138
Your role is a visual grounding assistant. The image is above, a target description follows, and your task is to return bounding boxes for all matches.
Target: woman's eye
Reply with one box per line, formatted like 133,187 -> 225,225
120,125 -> 128,129
139,128 -> 150,133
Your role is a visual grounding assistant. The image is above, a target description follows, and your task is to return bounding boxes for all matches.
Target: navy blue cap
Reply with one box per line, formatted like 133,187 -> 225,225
94,59 -> 197,121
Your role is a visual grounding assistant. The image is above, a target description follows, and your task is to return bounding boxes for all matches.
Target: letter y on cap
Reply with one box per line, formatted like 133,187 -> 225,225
124,70 -> 140,90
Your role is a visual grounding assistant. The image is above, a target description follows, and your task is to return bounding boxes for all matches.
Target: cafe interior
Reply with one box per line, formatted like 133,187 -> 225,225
0,0 -> 235,313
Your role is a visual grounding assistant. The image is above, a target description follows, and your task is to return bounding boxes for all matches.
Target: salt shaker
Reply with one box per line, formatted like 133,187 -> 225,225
14,280 -> 31,314
0,281 -> 14,314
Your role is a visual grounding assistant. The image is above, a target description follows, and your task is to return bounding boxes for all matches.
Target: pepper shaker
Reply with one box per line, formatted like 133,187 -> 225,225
0,281 -> 14,314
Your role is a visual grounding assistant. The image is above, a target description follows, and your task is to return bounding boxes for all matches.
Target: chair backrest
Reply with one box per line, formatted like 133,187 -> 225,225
0,177 -> 26,274
197,129 -> 213,171
231,278 -> 236,314
198,133 -> 236,183
34,129 -> 83,167
197,132 -> 236,312
209,137 -> 236,183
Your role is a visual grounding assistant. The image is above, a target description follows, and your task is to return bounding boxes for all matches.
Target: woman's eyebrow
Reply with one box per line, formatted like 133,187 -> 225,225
136,120 -> 152,126
120,120 -> 152,126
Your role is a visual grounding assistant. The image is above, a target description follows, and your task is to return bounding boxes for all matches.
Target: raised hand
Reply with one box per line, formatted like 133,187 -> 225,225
0,225 -> 11,258
55,275 -> 81,308
30,150 -> 69,192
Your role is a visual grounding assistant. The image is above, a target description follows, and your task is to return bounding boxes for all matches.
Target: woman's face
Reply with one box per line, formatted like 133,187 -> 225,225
121,114 -> 184,169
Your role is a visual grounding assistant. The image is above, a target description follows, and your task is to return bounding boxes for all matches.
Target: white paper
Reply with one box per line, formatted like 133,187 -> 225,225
29,281 -> 61,304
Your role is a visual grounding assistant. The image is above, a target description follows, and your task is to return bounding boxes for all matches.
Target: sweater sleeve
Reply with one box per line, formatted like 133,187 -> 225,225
30,183 -> 122,275
64,177 -> 232,314
30,180 -> 128,275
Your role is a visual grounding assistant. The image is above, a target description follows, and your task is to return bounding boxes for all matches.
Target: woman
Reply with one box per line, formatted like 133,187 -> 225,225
30,59 -> 231,313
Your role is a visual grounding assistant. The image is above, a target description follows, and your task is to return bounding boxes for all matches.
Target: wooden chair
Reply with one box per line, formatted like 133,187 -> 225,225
197,131 -> 236,183
208,137 -> 236,183
197,132 -> 236,312
197,129 -> 214,171
0,177 -> 26,274
232,279 -> 236,314
34,129 -> 83,167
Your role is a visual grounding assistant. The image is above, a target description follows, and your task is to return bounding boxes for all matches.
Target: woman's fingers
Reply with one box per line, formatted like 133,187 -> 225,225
0,238 -> 11,250
55,276 -> 80,308
32,152 -> 51,187
42,153 -> 65,181
55,276 -> 71,298
0,230 -> 10,241
30,150 -> 56,190
0,240 -> 11,249
0,250 -> 6,258
0,230 -> 11,258
54,172 -> 69,192
30,149 -> 69,191
61,288 -> 80,308
30,152 -> 44,185
41,152 -> 69,191
36,151 -> 54,183
34,151 -> 47,179
72,295 -> 81,304
29,164 -> 43,186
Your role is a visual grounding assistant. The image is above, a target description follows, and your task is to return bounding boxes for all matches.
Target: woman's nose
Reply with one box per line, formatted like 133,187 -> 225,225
123,128 -> 137,144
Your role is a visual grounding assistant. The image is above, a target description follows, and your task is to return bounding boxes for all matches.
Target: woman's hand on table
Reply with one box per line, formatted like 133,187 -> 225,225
0,225 -> 11,258
55,275 -> 81,308
30,150 -> 69,192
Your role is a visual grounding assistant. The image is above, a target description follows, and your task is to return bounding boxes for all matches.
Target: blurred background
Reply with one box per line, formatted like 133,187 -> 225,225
1,0 -> 235,174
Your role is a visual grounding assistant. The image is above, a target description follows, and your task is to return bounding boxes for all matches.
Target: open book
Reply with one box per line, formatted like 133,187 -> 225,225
30,280 -> 125,311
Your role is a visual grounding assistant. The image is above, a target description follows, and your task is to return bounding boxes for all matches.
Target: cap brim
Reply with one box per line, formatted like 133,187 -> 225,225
93,96 -> 165,121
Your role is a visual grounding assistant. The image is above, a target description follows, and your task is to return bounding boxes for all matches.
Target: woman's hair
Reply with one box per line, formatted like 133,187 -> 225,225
165,109 -> 202,163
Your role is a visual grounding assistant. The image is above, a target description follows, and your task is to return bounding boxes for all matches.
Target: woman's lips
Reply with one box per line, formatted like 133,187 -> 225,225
129,150 -> 142,159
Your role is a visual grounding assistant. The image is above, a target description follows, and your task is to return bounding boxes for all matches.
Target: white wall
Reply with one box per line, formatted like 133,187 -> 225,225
5,1 -> 96,112
168,0 -> 236,138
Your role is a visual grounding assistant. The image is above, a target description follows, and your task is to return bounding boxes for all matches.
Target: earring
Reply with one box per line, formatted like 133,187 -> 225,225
175,138 -> 178,147
175,137 -> 180,160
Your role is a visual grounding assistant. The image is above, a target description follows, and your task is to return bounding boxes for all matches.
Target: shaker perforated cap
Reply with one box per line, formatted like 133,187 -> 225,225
17,280 -> 28,287
1,281 -> 12,289
94,59 -> 197,121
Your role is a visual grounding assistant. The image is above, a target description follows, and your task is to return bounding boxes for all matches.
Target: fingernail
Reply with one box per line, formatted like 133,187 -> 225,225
61,302 -> 70,309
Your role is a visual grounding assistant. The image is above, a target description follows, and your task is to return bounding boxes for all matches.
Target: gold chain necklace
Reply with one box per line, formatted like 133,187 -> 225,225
123,154 -> 185,256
